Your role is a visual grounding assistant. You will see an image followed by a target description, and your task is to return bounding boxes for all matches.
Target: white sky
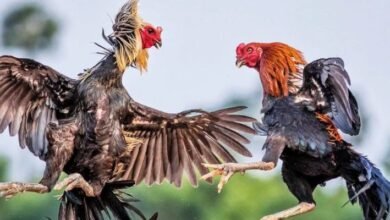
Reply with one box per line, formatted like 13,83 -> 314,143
0,0 -> 389,180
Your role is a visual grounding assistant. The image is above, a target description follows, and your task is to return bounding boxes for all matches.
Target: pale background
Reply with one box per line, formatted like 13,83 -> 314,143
0,0 -> 389,182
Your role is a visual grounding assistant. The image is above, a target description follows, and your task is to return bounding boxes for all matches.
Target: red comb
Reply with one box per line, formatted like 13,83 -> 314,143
236,43 -> 246,56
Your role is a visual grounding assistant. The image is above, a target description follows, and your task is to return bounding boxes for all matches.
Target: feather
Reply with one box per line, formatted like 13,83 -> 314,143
217,120 -> 256,134
160,129 -> 169,183
177,129 -> 197,186
302,57 -> 361,135
170,129 -> 182,186
153,131 -> 164,184
145,132 -> 157,185
4,88 -> 24,133
211,130 -> 252,157
207,135 -> 236,162
220,114 -> 256,123
123,100 -> 253,186
212,124 -> 251,144
9,88 -> 31,136
183,130 -> 209,176
190,129 -> 220,164
256,42 -> 307,96
212,106 -> 247,115
132,133 -> 150,182
105,0 -> 146,72
0,55 -> 76,158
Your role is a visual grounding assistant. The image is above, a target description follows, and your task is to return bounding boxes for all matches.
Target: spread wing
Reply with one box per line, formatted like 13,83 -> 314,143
0,56 -> 77,159
121,100 -> 256,187
301,58 -> 360,135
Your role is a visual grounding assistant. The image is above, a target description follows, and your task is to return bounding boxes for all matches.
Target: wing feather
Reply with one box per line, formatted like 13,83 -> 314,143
122,100 -> 255,186
132,132 -> 150,183
213,124 -> 251,144
211,129 -> 251,156
302,57 -> 360,135
145,132 -> 157,185
0,56 -> 77,159
183,130 -> 209,176
207,135 -> 236,162
170,129 -> 182,186
162,129 -> 170,182
154,131 -> 164,183
177,128 -> 197,186
190,129 -> 220,165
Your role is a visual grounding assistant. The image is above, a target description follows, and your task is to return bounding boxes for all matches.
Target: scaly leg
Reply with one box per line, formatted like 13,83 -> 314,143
54,173 -> 95,197
260,202 -> 315,220
0,182 -> 48,199
201,161 -> 275,193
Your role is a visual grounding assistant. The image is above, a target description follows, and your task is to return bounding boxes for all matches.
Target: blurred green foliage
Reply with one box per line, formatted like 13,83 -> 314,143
0,157 -> 361,220
1,4 -> 59,53
133,175 -> 361,220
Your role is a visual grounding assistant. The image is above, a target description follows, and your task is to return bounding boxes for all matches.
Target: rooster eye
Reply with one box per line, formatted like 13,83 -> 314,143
148,28 -> 155,34
247,47 -> 253,53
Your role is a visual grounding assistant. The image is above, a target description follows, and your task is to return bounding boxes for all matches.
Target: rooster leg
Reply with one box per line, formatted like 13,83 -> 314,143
260,202 -> 315,220
201,161 -> 275,193
54,173 -> 95,197
0,182 -> 48,199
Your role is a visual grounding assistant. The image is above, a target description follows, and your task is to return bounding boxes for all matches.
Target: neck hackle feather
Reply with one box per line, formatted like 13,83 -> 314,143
259,42 -> 306,97
99,0 -> 148,73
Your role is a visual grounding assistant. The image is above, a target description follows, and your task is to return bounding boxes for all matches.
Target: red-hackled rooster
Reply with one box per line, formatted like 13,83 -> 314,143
202,42 -> 390,219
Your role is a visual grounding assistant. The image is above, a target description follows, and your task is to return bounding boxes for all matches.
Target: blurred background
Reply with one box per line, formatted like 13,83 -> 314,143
0,0 -> 389,219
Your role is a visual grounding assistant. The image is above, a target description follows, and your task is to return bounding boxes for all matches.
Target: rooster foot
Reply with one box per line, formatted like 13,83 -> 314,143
54,173 -> 95,197
0,182 -> 48,199
201,161 -> 275,193
260,202 -> 315,220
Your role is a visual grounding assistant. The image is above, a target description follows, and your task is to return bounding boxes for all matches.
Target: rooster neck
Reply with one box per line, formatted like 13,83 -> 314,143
80,54 -> 125,88
256,63 -> 290,98
257,44 -> 306,98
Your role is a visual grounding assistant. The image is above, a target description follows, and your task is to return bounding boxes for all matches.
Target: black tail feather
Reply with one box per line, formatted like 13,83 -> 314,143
337,148 -> 390,220
58,180 -> 157,220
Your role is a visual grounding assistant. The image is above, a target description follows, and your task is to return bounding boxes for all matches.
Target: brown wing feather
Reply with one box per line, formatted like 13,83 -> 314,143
302,57 -> 361,135
0,56 -> 77,159
122,100 -> 255,187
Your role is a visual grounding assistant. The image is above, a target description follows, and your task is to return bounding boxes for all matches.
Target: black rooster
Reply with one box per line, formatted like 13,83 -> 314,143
203,42 -> 390,220
0,1 -> 255,219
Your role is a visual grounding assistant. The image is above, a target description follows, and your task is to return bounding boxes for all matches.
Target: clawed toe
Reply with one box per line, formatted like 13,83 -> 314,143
0,182 -> 48,199
54,173 -> 95,197
260,215 -> 280,220
201,163 -> 241,193
201,162 -> 276,193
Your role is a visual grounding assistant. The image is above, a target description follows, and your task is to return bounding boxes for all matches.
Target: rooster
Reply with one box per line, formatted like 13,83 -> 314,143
0,1 -> 255,219
203,42 -> 390,219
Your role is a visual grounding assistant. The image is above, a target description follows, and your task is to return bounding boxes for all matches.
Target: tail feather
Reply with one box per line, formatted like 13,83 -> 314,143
337,148 -> 390,220
58,180 -> 157,220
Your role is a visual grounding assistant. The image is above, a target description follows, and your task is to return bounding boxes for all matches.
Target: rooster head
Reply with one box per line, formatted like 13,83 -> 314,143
235,43 -> 263,68
140,24 -> 163,49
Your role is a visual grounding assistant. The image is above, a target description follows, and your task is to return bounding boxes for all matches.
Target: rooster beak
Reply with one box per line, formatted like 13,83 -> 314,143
235,59 -> 245,68
154,40 -> 162,49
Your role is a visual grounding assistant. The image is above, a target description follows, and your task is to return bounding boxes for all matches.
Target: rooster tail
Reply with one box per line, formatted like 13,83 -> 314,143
58,180 -> 158,220
336,148 -> 390,220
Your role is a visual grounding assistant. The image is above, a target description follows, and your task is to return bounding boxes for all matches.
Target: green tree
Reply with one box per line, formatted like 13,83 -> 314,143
2,4 -> 59,53
0,158 -> 362,220
132,176 -> 361,220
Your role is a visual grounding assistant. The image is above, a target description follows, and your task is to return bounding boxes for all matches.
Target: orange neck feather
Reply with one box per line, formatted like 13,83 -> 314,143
257,43 -> 306,97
